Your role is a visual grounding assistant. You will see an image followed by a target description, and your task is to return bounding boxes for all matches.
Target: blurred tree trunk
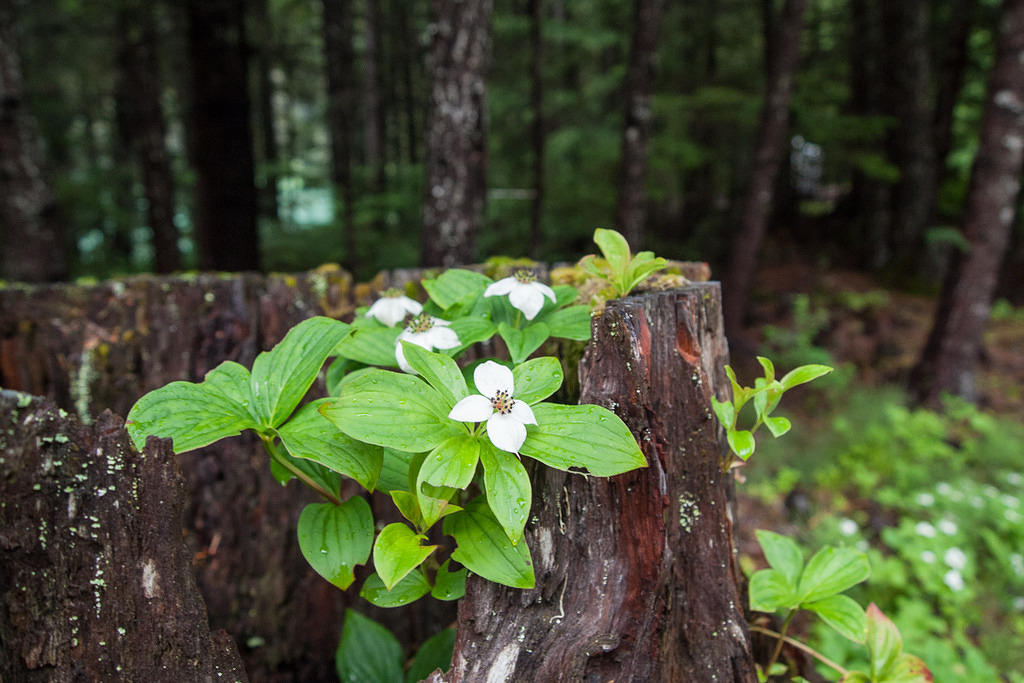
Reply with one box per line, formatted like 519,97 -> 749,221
116,0 -> 182,274
911,0 -> 1024,405
252,0 -> 281,225
528,0 -> 545,256
322,0 -> 357,270
0,3 -> 67,282
723,0 -> 807,343
615,0 -> 663,250
362,0 -> 386,191
185,0 -> 260,272
393,0 -> 420,164
421,0 -> 493,267
882,0 -> 933,270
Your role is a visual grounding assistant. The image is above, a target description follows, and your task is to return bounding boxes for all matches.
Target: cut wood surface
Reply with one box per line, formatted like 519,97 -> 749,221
427,283 -> 756,682
0,390 -> 248,681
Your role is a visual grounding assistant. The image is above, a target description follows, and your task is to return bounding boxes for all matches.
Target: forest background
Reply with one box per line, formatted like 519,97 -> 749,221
3,0 -> 1024,680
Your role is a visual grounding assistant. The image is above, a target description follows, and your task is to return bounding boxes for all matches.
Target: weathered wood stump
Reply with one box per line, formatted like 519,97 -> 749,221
0,390 -> 248,681
429,284 -> 756,682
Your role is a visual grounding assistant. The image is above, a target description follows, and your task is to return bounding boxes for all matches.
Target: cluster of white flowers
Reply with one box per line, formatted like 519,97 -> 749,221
943,569 -> 965,592
914,521 -> 937,538
838,518 -> 858,537
937,518 -> 958,535
915,492 -> 935,507
484,270 -> 556,320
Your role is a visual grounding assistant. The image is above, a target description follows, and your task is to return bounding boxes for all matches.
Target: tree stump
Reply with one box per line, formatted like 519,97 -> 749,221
429,284 -> 756,682
0,390 -> 248,681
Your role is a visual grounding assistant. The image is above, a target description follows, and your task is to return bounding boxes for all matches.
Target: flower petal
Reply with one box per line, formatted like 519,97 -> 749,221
370,299 -> 404,326
508,285 -> 545,320
487,413 -> 528,453
448,395 -> 494,423
484,277 -> 516,297
509,400 -> 537,425
427,326 -> 460,350
474,361 -> 514,398
395,342 -> 414,374
533,282 -> 557,303
400,297 -> 423,316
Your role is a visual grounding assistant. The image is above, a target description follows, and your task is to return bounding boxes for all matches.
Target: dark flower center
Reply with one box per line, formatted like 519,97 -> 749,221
490,389 -> 514,415
407,313 -> 434,334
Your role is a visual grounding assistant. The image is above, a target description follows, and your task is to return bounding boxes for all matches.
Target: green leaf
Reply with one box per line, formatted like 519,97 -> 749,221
727,429 -> 756,460
399,341 -> 469,408
882,654 -> 933,683
423,268 -> 492,309
711,397 -> 736,429
405,628 -> 456,683
779,364 -> 834,391
430,559 -> 467,601
519,403 -> 646,476
378,448 -> 415,492
321,369 -> 464,453
334,320 -> 402,367
593,228 -> 631,277
512,357 -> 564,404
724,365 -> 749,410
542,305 -> 592,341
417,482 -> 462,529
865,603 -> 904,679
373,523 -> 436,590
755,529 -> 804,587
447,316 -> 498,354
551,284 -> 579,308
756,356 -> 776,383
798,546 -> 870,603
479,442 -> 532,543
335,609 -> 404,683
444,499 -> 535,589
804,594 -> 867,644
278,400 -> 383,492
417,434 -> 480,490
764,415 -> 791,437
360,571 -> 431,608
297,499 -> 373,590
126,361 -> 258,453
749,568 -> 798,612
390,490 -> 422,527
268,443 -> 341,496
625,255 -> 667,291
326,356 -> 362,396
250,317 -> 351,427
498,321 -> 550,364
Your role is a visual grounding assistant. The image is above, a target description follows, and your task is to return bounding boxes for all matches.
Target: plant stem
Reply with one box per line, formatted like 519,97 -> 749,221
765,610 -> 795,674
749,625 -> 850,677
262,436 -> 343,506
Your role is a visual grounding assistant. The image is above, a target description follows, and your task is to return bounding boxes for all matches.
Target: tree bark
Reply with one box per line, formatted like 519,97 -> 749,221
116,0 -> 183,274
185,0 -> 260,272
528,0 -> 545,257
615,0 -> 663,250
421,0 -> 493,268
427,284 -> 756,682
393,0 -> 421,164
911,0 -> 1024,405
0,2 -> 68,283
882,0 -> 934,270
253,0 -> 282,225
0,391 -> 248,681
322,0 -> 358,270
723,0 -> 807,343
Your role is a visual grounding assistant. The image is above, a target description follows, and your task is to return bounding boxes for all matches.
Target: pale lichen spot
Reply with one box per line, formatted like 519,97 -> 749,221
142,559 -> 160,599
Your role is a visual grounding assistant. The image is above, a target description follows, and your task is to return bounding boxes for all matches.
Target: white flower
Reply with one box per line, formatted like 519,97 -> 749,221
943,569 -> 965,592
1013,596 -> 1024,611
914,521 -> 936,538
916,492 -> 935,507
1002,494 -> 1020,509
920,551 -> 936,564
944,547 -> 968,570
448,361 -> 537,453
1006,472 -> 1022,486
366,288 -> 423,327
937,519 -> 958,535
395,314 -> 460,373
936,482 -> 953,496
1010,553 -> 1024,577
484,270 -> 556,320
838,518 -> 858,537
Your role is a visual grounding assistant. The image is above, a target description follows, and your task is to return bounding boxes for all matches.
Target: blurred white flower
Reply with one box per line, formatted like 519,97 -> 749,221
448,361 -> 537,453
916,492 -> 935,507
1007,509 -> 1022,523
915,521 -> 936,538
1010,553 -> 1024,577
1006,472 -> 1022,486
936,482 -> 953,496
395,314 -> 460,373
944,547 -> 968,570
943,569 -> 965,592
937,519 -> 958,535
838,518 -> 859,536
1013,596 -> 1024,611
920,551 -> 936,564
1002,494 -> 1020,509
484,270 -> 556,320
366,288 -> 422,327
